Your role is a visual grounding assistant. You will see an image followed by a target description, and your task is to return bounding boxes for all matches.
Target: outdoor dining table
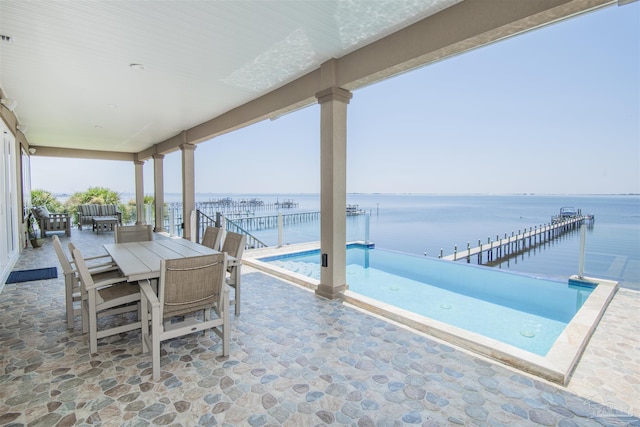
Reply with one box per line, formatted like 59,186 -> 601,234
104,236 -> 238,282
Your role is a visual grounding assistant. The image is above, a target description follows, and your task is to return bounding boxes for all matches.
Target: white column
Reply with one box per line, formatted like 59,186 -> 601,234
181,143 -> 196,241
315,86 -> 352,300
134,160 -> 144,225
152,154 -> 165,232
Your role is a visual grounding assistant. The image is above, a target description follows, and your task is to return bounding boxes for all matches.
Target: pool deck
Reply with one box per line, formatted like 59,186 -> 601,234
246,245 -> 620,385
0,233 -> 638,425
246,242 -> 640,416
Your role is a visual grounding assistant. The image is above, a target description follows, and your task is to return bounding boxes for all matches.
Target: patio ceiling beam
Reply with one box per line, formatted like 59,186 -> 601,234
28,146 -> 134,161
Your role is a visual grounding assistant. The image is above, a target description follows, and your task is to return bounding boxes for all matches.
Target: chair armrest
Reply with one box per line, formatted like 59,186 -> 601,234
87,259 -> 117,269
67,264 -> 116,273
70,258 -> 117,270
83,253 -> 113,262
139,280 -> 160,308
88,265 -> 120,275
88,260 -> 117,267
72,265 -> 120,279
86,276 -> 128,291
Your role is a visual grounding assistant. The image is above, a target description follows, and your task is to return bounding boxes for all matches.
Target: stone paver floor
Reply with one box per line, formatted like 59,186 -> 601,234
0,231 -> 638,426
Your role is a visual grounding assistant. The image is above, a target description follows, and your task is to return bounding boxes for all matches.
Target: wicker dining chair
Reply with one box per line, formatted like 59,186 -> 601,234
220,231 -> 246,316
114,224 -> 153,243
201,225 -> 223,251
73,248 -> 142,353
140,253 -> 230,380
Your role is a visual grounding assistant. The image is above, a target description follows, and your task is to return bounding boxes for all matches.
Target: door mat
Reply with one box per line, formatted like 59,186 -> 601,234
5,267 -> 58,284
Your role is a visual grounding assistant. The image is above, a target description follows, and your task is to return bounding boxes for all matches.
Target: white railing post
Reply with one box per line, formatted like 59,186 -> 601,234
169,207 -> 176,236
277,213 -> 283,248
190,210 -> 197,242
578,224 -> 586,278
364,214 -> 370,244
145,204 -> 152,225
220,215 -> 227,245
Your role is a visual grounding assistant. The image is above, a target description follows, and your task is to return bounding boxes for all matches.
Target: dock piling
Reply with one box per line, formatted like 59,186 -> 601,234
440,214 -> 590,264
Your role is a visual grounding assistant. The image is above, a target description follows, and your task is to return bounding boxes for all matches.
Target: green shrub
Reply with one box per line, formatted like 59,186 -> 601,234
63,187 -> 123,225
31,189 -> 65,213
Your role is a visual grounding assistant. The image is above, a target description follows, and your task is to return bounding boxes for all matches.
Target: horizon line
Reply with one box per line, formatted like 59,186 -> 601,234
53,191 -> 640,197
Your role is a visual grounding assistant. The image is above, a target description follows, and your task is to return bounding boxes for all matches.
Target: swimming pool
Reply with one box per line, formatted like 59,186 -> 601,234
260,244 -> 593,355
246,243 -> 617,384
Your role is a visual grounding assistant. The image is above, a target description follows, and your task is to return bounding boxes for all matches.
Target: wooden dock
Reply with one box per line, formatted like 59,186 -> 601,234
193,198 -> 299,217
227,211 -> 320,231
439,215 -> 592,264
194,210 -> 321,249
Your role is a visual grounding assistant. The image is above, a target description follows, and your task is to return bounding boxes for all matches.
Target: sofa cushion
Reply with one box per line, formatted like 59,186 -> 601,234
100,204 -> 117,216
34,206 -> 50,219
80,204 -> 101,216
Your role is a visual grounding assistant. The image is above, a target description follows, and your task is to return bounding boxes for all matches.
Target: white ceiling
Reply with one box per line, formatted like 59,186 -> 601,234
0,0 -> 460,153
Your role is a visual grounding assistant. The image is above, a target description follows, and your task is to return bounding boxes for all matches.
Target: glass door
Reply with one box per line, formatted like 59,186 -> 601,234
0,124 -> 17,276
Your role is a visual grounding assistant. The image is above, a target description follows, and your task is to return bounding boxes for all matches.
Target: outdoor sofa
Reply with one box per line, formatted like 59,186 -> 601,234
77,204 -> 122,230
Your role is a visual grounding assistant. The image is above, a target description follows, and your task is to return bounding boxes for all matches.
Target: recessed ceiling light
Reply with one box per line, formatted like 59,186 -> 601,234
129,63 -> 145,70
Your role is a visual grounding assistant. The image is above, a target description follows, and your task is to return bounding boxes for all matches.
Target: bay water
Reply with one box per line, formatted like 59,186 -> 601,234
142,193 -> 640,289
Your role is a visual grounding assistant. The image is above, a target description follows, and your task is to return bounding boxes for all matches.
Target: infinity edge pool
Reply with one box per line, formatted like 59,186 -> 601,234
244,242 -> 618,385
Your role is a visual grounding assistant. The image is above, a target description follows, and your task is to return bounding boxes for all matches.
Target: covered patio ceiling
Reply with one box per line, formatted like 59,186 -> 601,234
0,0 -> 616,160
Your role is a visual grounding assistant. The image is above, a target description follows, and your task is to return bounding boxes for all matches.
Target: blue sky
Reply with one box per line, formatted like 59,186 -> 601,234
32,3 -> 639,196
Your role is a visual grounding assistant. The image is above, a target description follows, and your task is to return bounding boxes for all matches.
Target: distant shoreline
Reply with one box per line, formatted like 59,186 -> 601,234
53,192 -> 639,198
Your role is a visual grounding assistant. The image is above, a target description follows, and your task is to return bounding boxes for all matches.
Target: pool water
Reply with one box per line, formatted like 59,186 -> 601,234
261,245 -> 595,356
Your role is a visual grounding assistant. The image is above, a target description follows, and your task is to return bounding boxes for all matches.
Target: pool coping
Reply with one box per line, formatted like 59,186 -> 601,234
244,243 -> 619,385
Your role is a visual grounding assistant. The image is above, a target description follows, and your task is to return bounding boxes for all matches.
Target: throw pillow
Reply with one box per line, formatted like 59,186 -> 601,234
35,206 -> 50,218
